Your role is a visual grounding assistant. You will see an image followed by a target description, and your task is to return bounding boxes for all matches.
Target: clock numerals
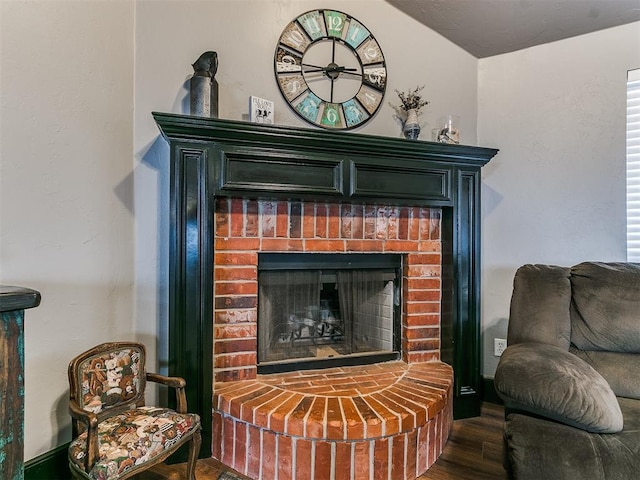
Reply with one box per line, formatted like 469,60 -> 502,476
356,85 -> 383,115
357,38 -> 384,65
297,11 -> 326,41
320,103 -> 344,129
345,18 -> 370,49
363,66 -> 387,91
343,99 -> 369,128
279,21 -> 311,53
277,74 -> 308,102
275,10 -> 386,130
324,11 -> 346,38
275,47 -> 303,73
295,92 -> 322,124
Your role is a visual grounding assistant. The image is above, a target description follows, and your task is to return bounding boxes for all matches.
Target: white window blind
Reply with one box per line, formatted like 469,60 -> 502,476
627,68 -> 640,261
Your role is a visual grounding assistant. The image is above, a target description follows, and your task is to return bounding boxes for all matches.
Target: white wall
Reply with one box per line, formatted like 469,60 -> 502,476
0,0 -> 134,460
0,0 -> 477,462
11,0 -> 633,462
478,22 -> 640,377
133,0 -> 479,393
134,0 -> 478,142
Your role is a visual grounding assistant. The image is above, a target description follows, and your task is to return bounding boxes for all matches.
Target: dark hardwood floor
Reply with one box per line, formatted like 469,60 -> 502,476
420,403 -> 506,480
141,403 -> 506,480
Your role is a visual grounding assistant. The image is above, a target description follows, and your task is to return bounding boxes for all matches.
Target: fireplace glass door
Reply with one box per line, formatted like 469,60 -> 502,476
258,253 -> 401,372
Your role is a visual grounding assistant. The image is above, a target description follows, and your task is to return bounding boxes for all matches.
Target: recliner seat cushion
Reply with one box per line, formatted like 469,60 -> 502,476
504,397 -> 640,480
495,343 -> 623,433
570,262 -> 640,353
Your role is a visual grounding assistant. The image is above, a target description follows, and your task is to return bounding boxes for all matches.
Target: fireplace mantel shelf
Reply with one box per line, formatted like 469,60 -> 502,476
153,113 -> 499,459
153,113 -> 498,208
153,113 -> 497,166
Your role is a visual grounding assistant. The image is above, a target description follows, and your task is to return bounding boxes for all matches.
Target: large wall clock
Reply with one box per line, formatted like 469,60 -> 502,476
274,10 -> 387,130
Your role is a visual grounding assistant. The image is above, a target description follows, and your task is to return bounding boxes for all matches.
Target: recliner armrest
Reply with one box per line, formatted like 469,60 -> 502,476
495,342 -> 623,433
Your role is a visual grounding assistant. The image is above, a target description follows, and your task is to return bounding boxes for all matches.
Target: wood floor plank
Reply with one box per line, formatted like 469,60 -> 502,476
420,403 -> 507,480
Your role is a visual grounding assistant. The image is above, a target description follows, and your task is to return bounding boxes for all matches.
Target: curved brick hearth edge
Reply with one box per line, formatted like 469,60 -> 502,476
212,361 -> 454,480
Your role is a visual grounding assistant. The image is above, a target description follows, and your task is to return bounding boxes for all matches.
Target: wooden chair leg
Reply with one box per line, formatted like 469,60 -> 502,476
186,428 -> 202,480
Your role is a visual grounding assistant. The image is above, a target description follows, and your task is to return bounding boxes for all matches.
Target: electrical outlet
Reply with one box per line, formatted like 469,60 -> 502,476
494,338 -> 507,356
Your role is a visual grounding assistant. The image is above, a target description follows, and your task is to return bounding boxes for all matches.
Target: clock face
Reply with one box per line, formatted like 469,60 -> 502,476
274,10 -> 387,130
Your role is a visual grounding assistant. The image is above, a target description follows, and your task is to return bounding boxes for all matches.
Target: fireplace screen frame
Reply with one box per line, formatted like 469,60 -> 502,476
257,253 -> 403,374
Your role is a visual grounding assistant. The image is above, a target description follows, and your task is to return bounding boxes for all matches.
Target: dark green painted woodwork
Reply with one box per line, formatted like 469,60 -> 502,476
153,113 -> 498,456
349,160 -> 451,203
24,444 -> 69,480
218,146 -> 344,196
168,145 -> 215,459
0,286 -> 41,480
453,171 -> 483,416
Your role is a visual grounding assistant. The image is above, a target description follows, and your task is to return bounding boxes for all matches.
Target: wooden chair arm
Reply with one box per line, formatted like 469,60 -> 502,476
146,372 -> 186,389
68,398 -> 100,472
146,372 -> 188,413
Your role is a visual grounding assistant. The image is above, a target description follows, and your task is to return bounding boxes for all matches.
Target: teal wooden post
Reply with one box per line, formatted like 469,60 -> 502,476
0,286 -> 41,480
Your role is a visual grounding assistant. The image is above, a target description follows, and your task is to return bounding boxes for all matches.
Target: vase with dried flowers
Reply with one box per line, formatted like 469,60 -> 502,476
395,85 -> 430,140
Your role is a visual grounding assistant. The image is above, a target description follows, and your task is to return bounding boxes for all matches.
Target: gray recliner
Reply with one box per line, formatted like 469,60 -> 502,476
495,262 -> 640,480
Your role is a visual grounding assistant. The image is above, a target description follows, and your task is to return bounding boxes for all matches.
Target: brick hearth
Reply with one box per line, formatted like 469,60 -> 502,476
211,198 -> 452,479
213,361 -> 453,480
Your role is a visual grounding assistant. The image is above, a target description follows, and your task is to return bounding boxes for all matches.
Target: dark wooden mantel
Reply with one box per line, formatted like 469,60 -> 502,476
153,112 -> 498,457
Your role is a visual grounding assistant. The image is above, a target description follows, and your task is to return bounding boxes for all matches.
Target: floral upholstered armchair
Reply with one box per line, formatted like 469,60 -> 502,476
67,342 -> 201,480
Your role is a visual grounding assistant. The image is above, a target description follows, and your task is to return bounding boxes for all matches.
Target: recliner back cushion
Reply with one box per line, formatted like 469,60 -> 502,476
571,348 -> 640,399
570,262 -> 640,353
508,264 -> 572,349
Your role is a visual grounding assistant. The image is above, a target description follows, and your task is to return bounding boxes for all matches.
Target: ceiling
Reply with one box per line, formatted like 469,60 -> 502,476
386,0 -> 640,58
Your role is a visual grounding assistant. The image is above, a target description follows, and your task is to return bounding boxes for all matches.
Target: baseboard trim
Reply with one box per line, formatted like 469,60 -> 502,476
482,376 -> 503,405
25,443 -> 69,480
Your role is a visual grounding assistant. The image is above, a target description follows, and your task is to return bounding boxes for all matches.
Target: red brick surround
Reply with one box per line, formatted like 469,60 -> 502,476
214,198 -> 443,383
212,198 -> 450,479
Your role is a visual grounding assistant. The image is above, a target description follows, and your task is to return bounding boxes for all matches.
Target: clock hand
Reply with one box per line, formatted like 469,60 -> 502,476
302,66 -> 360,73
301,62 -> 327,69
330,40 -> 336,102
335,70 -> 363,78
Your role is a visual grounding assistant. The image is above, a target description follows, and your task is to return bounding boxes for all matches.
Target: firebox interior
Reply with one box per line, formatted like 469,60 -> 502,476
257,253 -> 402,373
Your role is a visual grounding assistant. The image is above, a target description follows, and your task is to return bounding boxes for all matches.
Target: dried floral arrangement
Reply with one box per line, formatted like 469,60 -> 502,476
395,85 -> 430,112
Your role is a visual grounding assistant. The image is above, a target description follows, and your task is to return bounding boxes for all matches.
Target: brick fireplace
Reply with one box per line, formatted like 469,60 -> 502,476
153,113 -> 497,477
211,198 -> 455,479
213,198 -> 443,382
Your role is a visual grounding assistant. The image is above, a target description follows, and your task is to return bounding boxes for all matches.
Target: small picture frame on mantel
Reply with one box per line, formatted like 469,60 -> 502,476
249,96 -> 274,124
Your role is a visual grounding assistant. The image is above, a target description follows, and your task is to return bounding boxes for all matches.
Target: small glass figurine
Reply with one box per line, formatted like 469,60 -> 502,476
437,115 -> 460,144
